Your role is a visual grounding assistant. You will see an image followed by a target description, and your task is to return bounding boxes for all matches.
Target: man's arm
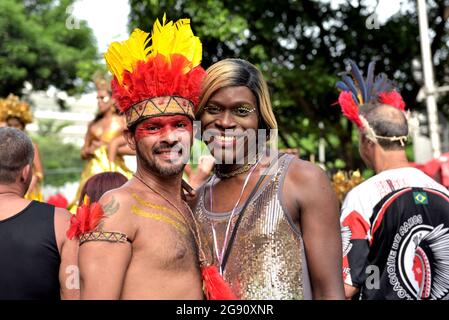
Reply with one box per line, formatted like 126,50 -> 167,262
290,160 -> 345,299
344,283 -> 359,299
340,193 -> 372,300
79,191 -> 134,299
54,208 -> 80,300
188,155 -> 215,190
80,125 -> 99,160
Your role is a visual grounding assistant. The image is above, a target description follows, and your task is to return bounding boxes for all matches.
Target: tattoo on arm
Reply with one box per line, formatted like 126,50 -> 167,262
98,197 -> 120,231
102,197 -> 120,216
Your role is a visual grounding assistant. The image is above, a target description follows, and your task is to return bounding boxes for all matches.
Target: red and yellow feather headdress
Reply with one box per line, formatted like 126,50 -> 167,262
104,14 -> 206,127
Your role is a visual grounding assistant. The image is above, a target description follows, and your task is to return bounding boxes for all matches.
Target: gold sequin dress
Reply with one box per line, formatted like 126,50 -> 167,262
24,163 -> 43,202
195,154 -> 312,300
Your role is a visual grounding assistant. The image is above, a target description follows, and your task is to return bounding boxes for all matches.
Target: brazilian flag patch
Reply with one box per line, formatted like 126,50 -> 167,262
413,191 -> 428,205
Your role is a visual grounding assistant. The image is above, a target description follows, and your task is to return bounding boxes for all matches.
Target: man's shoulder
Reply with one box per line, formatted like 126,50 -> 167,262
345,177 -> 375,198
54,206 -> 72,222
98,184 -> 173,217
98,186 -> 136,217
340,176 -> 381,219
344,168 -> 408,199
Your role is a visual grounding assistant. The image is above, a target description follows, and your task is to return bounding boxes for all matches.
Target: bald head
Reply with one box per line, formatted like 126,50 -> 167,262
360,104 -> 408,150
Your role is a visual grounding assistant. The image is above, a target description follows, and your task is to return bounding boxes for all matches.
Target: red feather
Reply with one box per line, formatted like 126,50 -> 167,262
112,54 -> 206,113
338,91 -> 363,128
66,201 -> 105,240
378,90 -> 406,111
47,193 -> 68,209
201,265 -> 237,300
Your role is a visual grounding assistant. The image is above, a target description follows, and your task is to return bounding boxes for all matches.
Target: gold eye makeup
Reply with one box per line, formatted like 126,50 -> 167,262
204,104 -> 256,117
231,104 -> 256,116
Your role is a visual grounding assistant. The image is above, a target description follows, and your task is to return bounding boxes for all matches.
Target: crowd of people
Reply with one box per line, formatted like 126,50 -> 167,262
1,15 -> 449,300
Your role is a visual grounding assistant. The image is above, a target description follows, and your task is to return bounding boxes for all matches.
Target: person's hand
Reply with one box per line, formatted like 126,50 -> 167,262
81,146 -> 94,159
197,155 -> 215,176
181,180 -> 197,203
107,138 -> 120,163
81,141 -> 102,159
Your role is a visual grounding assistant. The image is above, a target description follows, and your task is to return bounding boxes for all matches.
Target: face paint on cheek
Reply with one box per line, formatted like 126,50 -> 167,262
135,116 -> 193,142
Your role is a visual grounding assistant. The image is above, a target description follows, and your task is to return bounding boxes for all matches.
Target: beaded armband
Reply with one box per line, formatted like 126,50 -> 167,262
79,231 -> 131,246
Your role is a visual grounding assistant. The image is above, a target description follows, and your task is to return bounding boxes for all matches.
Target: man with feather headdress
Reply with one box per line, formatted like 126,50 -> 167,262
71,15 -> 235,299
336,60 -> 449,300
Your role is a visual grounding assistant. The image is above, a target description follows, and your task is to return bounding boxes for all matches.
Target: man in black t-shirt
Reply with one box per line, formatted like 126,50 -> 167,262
0,127 -> 79,300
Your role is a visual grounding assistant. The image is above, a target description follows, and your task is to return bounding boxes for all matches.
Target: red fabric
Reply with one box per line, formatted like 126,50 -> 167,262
441,162 -> 449,187
423,158 -> 443,177
410,153 -> 449,187
201,265 -> 237,300
112,54 -> 206,113
341,210 -> 370,240
338,91 -> 363,128
378,90 -> 406,111
66,201 -> 105,240
47,194 -> 68,209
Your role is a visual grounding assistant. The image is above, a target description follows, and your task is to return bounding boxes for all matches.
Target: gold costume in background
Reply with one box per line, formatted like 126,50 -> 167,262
0,94 -> 44,202
24,167 -> 43,202
332,170 -> 364,203
70,117 -> 132,212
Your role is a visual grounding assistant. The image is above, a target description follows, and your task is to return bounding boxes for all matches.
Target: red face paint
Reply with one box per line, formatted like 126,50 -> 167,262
135,115 -> 193,141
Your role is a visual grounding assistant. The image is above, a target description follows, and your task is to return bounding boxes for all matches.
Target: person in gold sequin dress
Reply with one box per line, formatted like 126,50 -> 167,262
69,80 -> 133,211
191,59 -> 345,300
0,94 -> 44,202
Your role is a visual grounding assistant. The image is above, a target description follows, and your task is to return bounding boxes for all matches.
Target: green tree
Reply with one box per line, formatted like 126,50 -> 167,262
128,0 -> 449,171
31,119 -> 83,187
0,0 -> 100,98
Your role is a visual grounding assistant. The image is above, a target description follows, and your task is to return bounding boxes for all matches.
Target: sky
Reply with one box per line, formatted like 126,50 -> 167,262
72,0 -> 130,54
72,0 -> 406,55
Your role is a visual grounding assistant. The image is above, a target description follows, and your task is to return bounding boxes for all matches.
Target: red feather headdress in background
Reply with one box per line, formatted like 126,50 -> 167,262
335,60 -> 407,129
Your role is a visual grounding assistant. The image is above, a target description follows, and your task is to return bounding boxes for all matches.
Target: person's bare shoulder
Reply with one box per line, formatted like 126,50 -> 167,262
97,185 -> 138,240
99,187 -> 131,216
285,157 -> 336,205
53,207 -> 73,253
54,207 -> 71,223
286,157 -> 328,183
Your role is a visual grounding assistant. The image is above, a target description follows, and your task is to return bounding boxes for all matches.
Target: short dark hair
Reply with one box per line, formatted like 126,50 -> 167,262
0,127 -> 34,183
78,172 -> 128,205
360,103 -> 408,150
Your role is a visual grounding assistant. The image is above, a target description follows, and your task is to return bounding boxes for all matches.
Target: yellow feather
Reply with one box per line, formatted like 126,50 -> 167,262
104,28 -> 150,84
149,16 -> 202,71
104,15 -> 202,84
